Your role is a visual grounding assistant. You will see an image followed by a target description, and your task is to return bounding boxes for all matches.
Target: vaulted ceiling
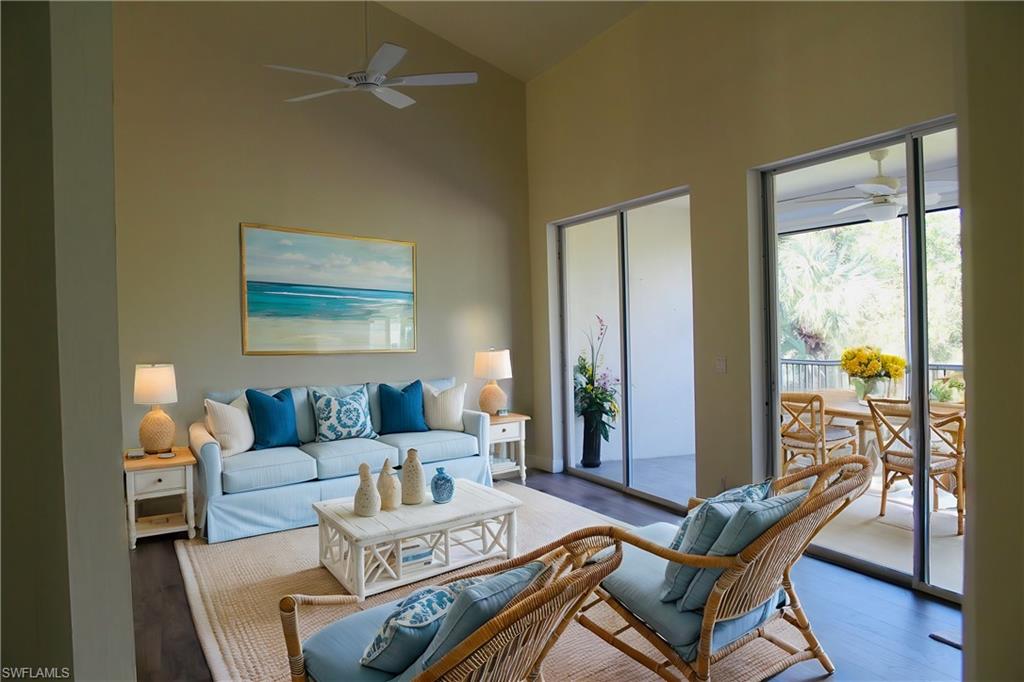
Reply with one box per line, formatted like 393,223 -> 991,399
382,1 -> 641,82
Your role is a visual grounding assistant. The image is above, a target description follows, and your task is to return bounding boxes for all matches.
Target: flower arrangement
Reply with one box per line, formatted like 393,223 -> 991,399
840,346 -> 906,401
574,316 -> 619,466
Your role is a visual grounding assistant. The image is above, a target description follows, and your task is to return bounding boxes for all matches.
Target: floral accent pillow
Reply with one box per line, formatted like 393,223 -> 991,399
360,577 -> 484,673
311,387 -> 377,442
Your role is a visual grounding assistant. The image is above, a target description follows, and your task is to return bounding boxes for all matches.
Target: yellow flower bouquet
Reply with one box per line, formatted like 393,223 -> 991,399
840,346 -> 906,401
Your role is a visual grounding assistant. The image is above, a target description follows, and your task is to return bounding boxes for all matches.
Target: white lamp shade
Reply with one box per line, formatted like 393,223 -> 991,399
474,349 -> 512,380
134,364 -> 178,405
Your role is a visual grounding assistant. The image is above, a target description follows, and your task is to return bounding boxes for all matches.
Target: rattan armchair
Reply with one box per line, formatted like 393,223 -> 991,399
576,455 -> 874,682
280,526 -> 623,682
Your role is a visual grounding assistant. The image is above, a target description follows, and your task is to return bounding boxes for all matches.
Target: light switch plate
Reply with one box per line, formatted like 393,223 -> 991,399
714,356 -> 728,374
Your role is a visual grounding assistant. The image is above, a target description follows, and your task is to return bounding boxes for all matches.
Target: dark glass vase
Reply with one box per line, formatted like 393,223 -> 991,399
581,412 -> 603,468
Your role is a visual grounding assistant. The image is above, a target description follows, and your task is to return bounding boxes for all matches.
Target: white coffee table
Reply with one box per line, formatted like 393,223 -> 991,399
314,479 -> 521,600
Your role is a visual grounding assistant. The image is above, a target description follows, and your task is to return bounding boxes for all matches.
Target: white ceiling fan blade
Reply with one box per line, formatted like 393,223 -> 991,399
924,180 -> 958,193
855,182 -> 898,196
788,196 -> 865,204
372,87 -> 415,109
892,192 -> 943,206
285,88 -> 353,102
367,43 -> 407,76
834,200 -> 874,215
385,72 -> 478,87
265,64 -> 354,85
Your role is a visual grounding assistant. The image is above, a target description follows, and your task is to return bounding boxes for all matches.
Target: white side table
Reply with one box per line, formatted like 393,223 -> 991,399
488,413 -> 530,483
123,447 -> 196,549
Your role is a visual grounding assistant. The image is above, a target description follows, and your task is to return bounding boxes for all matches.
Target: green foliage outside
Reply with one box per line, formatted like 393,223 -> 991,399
777,209 -> 963,365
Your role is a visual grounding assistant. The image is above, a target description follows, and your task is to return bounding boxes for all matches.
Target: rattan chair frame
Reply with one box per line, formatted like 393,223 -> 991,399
867,397 -> 967,535
576,455 -> 874,682
279,527 -> 624,682
780,392 -> 858,475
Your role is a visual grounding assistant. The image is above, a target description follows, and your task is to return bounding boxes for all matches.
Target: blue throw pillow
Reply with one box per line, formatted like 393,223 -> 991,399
661,478 -> 772,603
246,389 -> 300,449
379,380 -> 429,435
676,490 -> 807,611
360,578 -> 483,673
311,387 -> 377,442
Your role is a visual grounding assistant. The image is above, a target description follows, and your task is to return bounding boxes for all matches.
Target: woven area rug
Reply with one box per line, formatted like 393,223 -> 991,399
177,481 -> 675,681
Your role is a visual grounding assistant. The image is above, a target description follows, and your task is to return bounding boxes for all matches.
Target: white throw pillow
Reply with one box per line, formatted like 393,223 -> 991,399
204,396 -> 254,457
423,383 -> 466,431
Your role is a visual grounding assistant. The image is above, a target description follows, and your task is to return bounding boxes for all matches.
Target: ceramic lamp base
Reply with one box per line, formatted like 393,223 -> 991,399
478,380 -> 507,415
139,405 -> 175,454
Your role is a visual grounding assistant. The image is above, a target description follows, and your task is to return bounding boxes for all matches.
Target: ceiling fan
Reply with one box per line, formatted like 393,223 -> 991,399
266,42 -> 477,109
792,149 -> 956,222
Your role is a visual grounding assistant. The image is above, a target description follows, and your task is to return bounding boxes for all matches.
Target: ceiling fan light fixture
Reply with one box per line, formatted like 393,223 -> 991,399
862,202 -> 901,222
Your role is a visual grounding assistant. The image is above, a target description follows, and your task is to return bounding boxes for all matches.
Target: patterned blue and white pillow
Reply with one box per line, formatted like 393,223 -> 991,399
311,387 -> 377,442
360,577 -> 484,673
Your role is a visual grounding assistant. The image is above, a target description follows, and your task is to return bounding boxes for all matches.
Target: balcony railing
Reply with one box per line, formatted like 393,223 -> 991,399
779,358 -> 963,394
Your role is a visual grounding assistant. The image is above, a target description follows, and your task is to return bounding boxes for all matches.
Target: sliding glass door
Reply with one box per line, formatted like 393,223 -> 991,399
766,120 -> 964,599
560,192 -> 696,508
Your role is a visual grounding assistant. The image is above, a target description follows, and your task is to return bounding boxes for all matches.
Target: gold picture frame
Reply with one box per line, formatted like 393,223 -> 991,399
240,223 -> 417,355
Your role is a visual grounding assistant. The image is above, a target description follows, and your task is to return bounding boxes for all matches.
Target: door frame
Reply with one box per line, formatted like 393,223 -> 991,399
759,115 -> 962,604
556,186 -> 692,514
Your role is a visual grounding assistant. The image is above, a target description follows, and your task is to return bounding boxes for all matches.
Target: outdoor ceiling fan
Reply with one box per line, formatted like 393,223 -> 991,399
265,4 -> 477,110
793,149 -> 957,223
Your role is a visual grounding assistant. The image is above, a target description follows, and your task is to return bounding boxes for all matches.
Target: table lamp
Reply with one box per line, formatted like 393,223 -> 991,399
474,349 -> 512,415
134,363 -> 178,455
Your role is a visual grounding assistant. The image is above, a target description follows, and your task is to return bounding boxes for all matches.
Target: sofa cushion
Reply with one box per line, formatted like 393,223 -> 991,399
379,380 -> 429,435
602,523 -> 787,662
300,439 -> 398,481
246,389 -> 301,450
303,599 -> 399,682
677,490 -> 807,611
311,387 -> 377,442
208,386 -> 315,444
377,431 -> 478,466
221,447 -> 317,493
368,377 -> 455,434
423,383 -> 467,432
203,396 -> 254,457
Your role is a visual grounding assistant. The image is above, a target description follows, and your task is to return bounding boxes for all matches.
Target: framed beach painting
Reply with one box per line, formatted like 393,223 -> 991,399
240,223 -> 416,354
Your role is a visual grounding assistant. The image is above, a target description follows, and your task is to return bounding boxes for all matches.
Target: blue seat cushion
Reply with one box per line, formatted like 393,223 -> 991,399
379,380 -> 429,435
603,523 -> 787,662
246,388 -> 301,450
300,439 -> 399,480
677,490 -> 807,611
377,431 -> 478,466
303,600 -> 398,682
220,447 -> 317,493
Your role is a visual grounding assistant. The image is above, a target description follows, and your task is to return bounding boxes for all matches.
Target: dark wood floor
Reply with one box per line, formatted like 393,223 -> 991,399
131,470 -> 961,681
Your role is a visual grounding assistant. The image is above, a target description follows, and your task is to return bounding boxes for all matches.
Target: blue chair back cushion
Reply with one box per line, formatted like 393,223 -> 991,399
246,388 -> 300,450
676,490 -> 807,611
661,478 -> 772,603
378,380 -> 429,435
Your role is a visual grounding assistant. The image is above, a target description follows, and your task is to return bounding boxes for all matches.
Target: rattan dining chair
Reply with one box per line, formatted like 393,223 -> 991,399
780,392 -> 858,474
280,527 -> 623,682
867,397 -> 967,534
576,455 -> 874,682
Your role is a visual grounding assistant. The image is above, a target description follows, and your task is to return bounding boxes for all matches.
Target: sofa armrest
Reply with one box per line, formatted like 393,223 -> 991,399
190,421 -> 223,499
463,409 -> 491,459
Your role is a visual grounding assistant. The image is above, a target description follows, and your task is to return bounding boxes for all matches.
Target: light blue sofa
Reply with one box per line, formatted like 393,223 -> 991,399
188,377 -> 491,543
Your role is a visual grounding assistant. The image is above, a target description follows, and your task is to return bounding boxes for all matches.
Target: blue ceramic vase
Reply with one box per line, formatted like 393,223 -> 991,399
430,468 -> 455,504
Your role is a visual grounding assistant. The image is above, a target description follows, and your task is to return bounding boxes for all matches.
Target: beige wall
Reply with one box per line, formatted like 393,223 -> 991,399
526,2 -> 957,491
114,2 -> 531,446
957,4 -> 1023,680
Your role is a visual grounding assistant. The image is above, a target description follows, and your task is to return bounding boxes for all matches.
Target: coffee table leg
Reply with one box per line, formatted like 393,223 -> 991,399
353,542 -> 366,601
506,511 -> 517,558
